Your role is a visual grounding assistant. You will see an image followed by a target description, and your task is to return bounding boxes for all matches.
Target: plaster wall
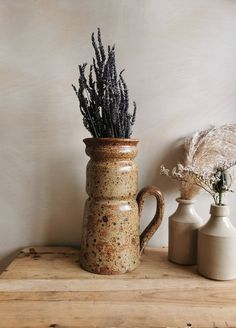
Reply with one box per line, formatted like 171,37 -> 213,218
0,0 -> 235,269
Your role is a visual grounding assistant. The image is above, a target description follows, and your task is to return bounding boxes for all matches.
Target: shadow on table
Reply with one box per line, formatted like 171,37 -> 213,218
0,249 -> 21,273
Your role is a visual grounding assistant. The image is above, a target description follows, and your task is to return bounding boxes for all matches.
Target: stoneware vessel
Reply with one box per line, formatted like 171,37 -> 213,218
198,204 -> 236,280
168,198 -> 203,265
80,138 -> 164,274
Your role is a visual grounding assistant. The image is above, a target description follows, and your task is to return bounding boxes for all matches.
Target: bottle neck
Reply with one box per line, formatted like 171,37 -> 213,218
210,204 -> 230,217
175,198 -> 197,216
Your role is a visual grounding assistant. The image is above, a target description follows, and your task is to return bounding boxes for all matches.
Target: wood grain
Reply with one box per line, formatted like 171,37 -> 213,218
0,247 -> 235,328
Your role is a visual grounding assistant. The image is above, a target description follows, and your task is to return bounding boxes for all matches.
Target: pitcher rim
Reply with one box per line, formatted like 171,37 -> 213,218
83,137 -> 139,145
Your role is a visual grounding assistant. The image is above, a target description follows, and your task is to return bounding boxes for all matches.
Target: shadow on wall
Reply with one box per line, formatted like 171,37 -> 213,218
137,138 -> 184,242
42,154 -> 85,247
0,149 -> 86,273
150,138 -> 185,196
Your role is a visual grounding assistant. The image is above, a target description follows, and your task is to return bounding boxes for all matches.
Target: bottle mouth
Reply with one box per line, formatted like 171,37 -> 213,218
176,197 -> 196,204
210,203 -> 230,216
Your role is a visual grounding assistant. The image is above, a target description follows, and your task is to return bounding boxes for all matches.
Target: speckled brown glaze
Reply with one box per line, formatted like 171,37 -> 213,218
80,138 -> 164,275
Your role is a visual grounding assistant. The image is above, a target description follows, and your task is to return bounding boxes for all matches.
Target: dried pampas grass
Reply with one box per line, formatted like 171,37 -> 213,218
180,124 -> 236,199
184,124 -> 236,170
179,180 -> 200,200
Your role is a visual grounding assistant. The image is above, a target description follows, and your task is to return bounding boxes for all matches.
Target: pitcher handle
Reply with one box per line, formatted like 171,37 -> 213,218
137,185 -> 164,254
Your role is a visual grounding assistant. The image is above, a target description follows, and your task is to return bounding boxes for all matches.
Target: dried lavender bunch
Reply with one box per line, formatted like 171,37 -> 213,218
72,28 -> 136,138
160,161 -> 236,206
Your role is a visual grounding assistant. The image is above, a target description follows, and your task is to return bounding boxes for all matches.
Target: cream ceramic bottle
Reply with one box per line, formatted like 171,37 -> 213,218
168,198 -> 203,265
198,204 -> 236,280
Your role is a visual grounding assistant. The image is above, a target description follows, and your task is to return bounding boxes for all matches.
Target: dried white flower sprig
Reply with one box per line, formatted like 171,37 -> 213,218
161,124 -> 236,200
160,161 -> 236,206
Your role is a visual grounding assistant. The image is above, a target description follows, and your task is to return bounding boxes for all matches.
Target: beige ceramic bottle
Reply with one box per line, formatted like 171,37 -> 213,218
198,204 -> 236,280
168,198 -> 203,265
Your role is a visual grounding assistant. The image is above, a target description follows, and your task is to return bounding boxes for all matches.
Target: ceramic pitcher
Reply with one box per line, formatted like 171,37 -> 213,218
80,138 -> 164,274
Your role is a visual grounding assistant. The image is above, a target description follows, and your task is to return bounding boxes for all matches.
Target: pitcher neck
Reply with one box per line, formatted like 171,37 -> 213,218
84,138 -> 139,160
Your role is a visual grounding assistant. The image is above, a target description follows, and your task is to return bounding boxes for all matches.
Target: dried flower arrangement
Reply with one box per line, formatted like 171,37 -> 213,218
160,124 -> 236,204
161,162 -> 236,206
72,28 -> 136,138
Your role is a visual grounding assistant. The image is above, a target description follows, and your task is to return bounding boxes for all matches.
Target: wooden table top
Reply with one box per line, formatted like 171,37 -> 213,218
0,246 -> 235,328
